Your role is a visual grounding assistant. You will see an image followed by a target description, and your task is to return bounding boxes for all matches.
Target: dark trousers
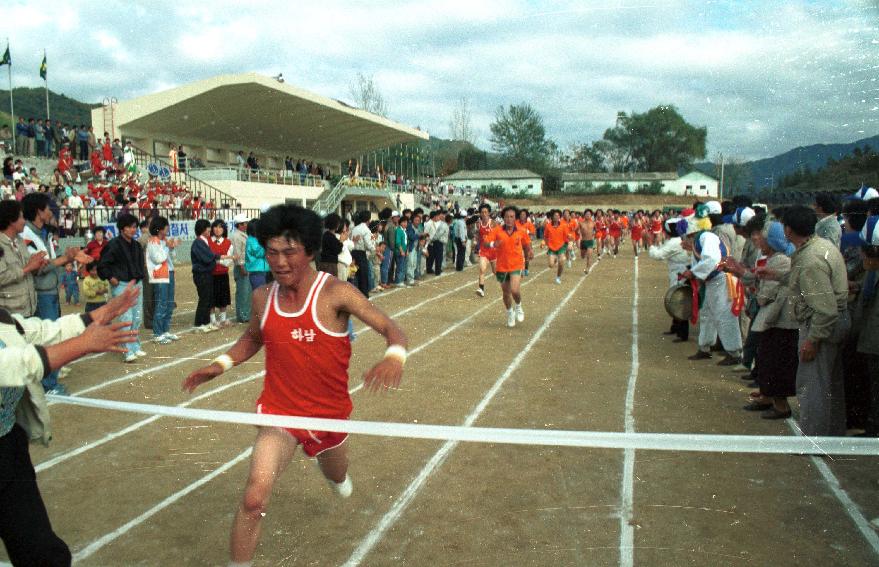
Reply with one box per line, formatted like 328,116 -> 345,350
351,250 -> 370,298
865,354 -> 879,436
0,425 -> 71,567
455,239 -> 466,271
843,338 -> 871,430
78,141 -> 88,161
429,241 -> 445,275
193,271 -> 214,327
671,317 -> 689,341
141,274 -> 154,330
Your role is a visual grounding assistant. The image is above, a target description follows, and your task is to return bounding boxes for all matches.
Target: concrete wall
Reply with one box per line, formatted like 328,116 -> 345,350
210,180 -> 324,209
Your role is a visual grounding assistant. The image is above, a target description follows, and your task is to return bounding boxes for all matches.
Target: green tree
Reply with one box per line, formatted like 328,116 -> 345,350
489,103 -> 551,171
566,142 -> 606,172
603,106 -> 706,172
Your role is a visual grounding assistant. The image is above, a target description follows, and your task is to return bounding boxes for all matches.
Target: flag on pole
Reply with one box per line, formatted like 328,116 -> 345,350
39,53 -> 46,80
0,45 -> 10,66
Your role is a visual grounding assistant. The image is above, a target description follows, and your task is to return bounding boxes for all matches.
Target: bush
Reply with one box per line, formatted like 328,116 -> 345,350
636,181 -> 664,195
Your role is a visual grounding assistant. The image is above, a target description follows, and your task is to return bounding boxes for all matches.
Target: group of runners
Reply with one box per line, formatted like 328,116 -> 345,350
474,205 -> 670,326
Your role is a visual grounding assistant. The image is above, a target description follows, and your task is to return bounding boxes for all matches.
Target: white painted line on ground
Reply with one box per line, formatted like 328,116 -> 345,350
55,268 -> 483,401
65,263 -> 557,562
785,420 -> 879,557
341,260 -> 599,567
620,256 -> 639,567
37,372 -> 264,473
71,448 -> 253,563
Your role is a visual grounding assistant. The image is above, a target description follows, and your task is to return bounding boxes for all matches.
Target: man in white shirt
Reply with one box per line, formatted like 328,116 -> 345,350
430,211 -> 450,276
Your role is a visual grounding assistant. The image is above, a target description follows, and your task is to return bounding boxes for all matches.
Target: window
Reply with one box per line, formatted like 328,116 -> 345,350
527,185 -> 533,189
512,185 -> 518,189
700,185 -> 707,191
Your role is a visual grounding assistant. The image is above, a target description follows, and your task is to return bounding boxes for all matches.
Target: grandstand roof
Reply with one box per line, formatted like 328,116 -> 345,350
101,73 -> 428,161
444,169 -> 541,181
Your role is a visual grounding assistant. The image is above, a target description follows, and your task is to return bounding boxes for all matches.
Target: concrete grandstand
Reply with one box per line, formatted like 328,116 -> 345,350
91,73 -> 428,212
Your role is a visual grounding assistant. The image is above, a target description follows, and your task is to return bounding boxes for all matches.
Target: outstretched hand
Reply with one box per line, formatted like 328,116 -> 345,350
182,364 -> 224,393
363,358 -> 403,393
91,281 -> 140,324
81,321 -> 138,353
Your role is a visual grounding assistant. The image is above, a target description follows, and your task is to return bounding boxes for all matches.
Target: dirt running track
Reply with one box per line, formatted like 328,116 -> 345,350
2,249 -> 877,566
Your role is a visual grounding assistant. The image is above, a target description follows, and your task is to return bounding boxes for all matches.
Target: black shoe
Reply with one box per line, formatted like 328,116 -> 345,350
663,331 -> 677,335
717,355 -> 742,366
761,408 -> 792,420
688,351 -> 712,361
743,401 -> 773,411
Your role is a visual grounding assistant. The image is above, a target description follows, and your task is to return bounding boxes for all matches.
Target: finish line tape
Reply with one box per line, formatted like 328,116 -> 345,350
48,394 -> 879,456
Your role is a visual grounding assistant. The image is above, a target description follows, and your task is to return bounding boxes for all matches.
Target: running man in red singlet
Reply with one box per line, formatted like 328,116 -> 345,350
475,203 -> 497,296
182,204 -> 407,566
608,210 -> 622,257
516,208 -> 536,276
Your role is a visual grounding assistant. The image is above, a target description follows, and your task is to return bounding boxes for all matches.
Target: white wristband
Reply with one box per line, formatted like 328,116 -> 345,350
212,354 -> 234,373
384,345 -> 407,365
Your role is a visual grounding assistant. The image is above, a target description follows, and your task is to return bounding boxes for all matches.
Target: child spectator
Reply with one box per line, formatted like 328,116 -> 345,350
60,263 -> 80,305
81,262 -> 109,313
209,219 -> 234,328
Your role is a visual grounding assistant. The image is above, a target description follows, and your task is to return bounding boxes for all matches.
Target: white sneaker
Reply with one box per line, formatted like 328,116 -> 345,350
135,350 -> 147,358
329,475 -> 353,498
124,353 -> 138,363
476,287 -> 485,297
166,333 -> 181,341
198,324 -> 217,333
555,277 -> 561,284
507,309 -> 516,328
566,260 -> 572,268
515,304 -> 525,322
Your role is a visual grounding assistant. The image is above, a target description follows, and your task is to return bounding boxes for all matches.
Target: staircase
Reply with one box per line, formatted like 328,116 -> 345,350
311,176 -> 402,215
129,145 -> 240,209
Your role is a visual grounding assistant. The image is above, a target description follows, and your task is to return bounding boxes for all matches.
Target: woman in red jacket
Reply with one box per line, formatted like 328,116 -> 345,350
209,219 -> 234,328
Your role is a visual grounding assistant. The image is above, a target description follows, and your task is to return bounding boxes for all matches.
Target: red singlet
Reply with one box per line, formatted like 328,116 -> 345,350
478,220 -> 498,260
259,273 -> 352,420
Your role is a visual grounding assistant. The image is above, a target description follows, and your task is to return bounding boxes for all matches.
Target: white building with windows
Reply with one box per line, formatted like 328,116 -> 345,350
561,170 -> 718,198
443,169 -> 543,196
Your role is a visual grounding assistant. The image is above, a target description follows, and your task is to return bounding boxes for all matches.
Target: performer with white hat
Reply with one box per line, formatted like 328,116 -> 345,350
679,213 -> 744,365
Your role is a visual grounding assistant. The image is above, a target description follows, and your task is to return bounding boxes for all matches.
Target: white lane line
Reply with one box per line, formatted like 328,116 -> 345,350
68,265 -> 559,562
37,372 -> 264,473
71,448 -> 253,564
55,270 -> 484,402
342,260 -> 599,567
619,256 -> 639,567
785,420 -> 879,557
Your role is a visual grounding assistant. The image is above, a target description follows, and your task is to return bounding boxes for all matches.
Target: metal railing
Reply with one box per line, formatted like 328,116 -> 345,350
129,145 -> 240,209
54,206 -> 261,237
188,166 -> 328,188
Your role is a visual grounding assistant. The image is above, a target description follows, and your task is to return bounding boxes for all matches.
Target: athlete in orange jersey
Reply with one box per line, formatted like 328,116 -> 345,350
630,214 -> 645,256
594,210 -> 607,257
543,209 -> 568,283
484,205 -> 534,327
608,210 -> 623,257
183,204 -> 407,565
562,209 -> 577,268
516,208 -> 536,276
475,203 -> 497,296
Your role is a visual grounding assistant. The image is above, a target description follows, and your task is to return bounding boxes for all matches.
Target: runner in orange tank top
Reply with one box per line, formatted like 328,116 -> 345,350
484,205 -> 534,327
183,204 -> 408,566
475,203 -> 498,296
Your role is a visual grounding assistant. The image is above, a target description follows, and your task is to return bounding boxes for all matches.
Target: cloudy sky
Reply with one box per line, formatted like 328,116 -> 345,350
4,0 -> 878,160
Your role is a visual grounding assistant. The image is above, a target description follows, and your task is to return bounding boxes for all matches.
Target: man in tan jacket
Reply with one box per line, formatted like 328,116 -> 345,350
0,200 -> 48,317
783,205 -> 850,437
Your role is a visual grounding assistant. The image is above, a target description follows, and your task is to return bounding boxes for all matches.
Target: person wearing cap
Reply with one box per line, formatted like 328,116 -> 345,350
230,213 -> 252,323
814,193 -> 842,249
782,205 -> 850,436
679,213 -> 744,365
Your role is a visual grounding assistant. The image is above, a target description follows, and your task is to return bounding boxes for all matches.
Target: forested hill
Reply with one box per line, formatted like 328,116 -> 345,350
695,134 -> 879,193
0,87 -> 99,127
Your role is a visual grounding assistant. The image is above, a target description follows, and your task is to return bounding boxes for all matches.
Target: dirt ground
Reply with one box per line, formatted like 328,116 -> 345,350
4,248 -> 878,566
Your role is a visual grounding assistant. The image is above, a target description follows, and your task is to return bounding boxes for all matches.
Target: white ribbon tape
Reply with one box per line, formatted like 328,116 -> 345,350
48,394 -> 879,456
